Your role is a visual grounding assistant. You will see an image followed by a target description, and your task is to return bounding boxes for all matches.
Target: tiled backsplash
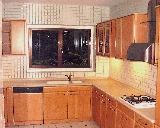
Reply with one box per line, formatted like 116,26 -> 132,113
2,55 -> 109,79
109,58 -> 157,95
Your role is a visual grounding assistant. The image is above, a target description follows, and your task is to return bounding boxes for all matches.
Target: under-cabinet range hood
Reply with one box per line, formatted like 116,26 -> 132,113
127,43 -> 154,64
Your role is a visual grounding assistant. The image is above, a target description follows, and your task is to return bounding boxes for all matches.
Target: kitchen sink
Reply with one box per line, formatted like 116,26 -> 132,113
46,80 -> 83,85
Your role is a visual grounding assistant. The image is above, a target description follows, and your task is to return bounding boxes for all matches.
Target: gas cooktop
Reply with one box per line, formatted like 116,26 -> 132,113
120,94 -> 156,108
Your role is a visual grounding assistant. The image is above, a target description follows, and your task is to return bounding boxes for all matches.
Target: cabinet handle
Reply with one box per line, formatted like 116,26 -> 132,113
70,94 -> 78,95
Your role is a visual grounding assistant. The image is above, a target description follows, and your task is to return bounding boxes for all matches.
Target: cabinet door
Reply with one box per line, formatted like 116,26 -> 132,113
110,20 -> 116,57
10,20 -> 25,54
106,104 -> 116,128
115,18 -> 122,59
13,93 -> 43,125
4,88 -> 14,127
103,21 -> 110,56
92,87 -> 101,126
68,91 -> 79,119
78,90 -> 91,120
96,23 -> 104,55
44,91 -> 68,122
121,15 -> 134,59
100,91 -> 106,128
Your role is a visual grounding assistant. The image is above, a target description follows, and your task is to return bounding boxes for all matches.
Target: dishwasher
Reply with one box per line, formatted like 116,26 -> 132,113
13,87 -> 43,125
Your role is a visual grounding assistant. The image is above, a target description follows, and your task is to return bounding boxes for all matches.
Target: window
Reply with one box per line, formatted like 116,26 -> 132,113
28,25 -> 94,71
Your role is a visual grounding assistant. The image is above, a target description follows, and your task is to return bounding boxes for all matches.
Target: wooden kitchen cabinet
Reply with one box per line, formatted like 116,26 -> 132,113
92,86 -> 107,128
115,13 -> 147,59
96,20 -> 115,57
13,92 -> 43,125
115,17 -> 122,59
43,86 -> 68,124
2,19 -> 26,55
106,95 -> 116,128
156,5 -> 160,127
92,86 -> 101,126
155,125 -> 160,128
3,88 -> 14,127
135,112 -> 154,128
116,101 -> 134,128
68,86 -> 91,120
44,85 -> 92,124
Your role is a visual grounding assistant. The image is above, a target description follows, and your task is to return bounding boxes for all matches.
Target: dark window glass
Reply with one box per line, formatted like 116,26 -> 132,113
30,28 -> 91,68
62,29 -> 90,68
32,30 -> 58,67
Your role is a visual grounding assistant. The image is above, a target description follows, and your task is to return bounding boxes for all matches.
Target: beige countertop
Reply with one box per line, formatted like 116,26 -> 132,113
3,77 -> 156,123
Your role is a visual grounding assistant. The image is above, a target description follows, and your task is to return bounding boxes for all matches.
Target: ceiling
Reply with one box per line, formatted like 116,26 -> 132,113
2,0 -> 127,7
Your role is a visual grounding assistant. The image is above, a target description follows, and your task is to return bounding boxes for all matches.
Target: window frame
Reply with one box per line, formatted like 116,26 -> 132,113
27,25 -> 95,72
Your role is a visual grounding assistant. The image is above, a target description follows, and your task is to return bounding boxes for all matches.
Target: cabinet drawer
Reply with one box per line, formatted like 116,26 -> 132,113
68,85 -> 91,91
135,113 -> 154,128
44,86 -> 68,92
107,95 -> 116,107
117,101 -> 134,119
117,109 -> 134,128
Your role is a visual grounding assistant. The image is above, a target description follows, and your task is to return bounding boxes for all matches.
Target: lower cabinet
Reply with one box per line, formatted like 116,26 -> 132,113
43,87 -> 68,123
44,86 -> 92,124
13,91 -> 43,125
3,88 -> 14,127
92,86 -> 107,128
116,101 -> 134,128
92,86 -> 101,126
135,112 -> 154,128
106,95 -> 116,128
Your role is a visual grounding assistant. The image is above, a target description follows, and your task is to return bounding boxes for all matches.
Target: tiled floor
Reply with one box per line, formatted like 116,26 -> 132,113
6,121 -> 100,128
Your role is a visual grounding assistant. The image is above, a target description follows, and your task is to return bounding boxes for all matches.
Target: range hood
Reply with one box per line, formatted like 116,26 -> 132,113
127,43 -> 154,64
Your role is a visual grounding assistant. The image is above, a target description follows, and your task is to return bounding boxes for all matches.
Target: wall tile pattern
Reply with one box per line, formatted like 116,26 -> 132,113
110,0 -> 150,19
2,3 -> 110,25
109,58 -> 157,95
2,55 -> 109,79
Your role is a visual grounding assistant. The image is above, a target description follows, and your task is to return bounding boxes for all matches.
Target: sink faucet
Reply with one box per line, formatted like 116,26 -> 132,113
65,74 -> 72,81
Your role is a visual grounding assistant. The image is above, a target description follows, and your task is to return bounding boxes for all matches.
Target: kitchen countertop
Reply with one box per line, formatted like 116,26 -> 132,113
3,77 -> 156,123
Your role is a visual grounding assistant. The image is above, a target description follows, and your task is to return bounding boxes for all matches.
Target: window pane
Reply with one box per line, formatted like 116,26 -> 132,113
62,29 -> 90,68
32,30 -> 58,67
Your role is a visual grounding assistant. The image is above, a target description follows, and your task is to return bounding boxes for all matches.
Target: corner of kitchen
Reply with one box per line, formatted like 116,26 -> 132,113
1,0 -> 160,128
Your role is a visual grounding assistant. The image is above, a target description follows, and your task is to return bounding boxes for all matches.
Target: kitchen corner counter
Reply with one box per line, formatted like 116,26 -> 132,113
3,77 -> 155,123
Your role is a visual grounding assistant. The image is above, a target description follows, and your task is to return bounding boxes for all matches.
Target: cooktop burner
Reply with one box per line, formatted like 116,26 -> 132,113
120,94 -> 156,108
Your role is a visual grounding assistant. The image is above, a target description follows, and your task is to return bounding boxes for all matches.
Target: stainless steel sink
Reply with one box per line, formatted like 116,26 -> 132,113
46,80 -> 83,85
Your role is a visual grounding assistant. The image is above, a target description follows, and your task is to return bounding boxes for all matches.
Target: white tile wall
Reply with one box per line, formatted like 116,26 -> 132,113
110,0 -> 150,19
2,55 -> 109,79
109,58 -> 157,95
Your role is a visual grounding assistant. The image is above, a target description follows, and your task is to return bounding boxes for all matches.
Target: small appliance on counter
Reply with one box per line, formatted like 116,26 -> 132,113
120,94 -> 156,108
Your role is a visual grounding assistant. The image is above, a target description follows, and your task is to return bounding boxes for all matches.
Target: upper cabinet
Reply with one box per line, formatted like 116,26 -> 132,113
2,19 -> 26,55
116,13 -> 148,59
97,13 -> 147,59
96,20 -> 116,57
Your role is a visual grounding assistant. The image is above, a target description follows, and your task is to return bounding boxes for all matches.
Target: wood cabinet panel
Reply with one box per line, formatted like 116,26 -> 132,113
156,6 -> 160,127
92,86 -> 101,126
10,20 -> 25,54
44,86 -> 91,124
135,112 -> 154,128
115,13 -> 147,59
13,93 -> 43,125
44,91 -> 68,121
4,88 -> 14,127
115,18 -> 122,59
